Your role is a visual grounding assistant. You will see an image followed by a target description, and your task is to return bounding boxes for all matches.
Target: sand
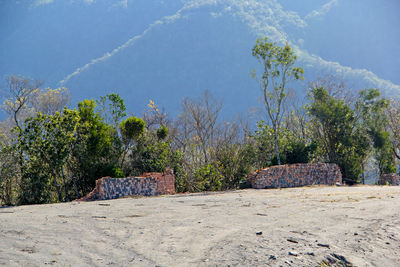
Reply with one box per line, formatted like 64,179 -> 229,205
0,185 -> 399,266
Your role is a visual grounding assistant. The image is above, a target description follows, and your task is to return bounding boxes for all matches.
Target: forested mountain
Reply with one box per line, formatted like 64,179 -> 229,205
1,0 -> 399,117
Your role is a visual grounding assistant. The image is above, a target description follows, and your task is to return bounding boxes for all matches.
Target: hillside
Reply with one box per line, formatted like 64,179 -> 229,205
1,186 -> 399,266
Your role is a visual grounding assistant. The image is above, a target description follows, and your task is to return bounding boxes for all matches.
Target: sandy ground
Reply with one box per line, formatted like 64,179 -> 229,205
0,186 -> 399,267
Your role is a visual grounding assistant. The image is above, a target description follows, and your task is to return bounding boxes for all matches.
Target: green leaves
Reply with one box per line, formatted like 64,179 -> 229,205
307,86 -> 370,183
17,109 -> 79,204
156,125 -> 169,140
356,89 -> 394,176
96,93 -> 126,127
120,117 -> 146,141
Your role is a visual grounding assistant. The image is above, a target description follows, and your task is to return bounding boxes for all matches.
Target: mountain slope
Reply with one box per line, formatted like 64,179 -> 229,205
1,0 -> 399,118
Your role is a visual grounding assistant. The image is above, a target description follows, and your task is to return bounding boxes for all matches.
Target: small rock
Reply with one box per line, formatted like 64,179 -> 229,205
354,232 -> 358,236
269,255 -> 276,260
256,232 -> 263,235
385,242 -> 390,245
330,253 -> 352,265
317,243 -> 330,248
288,251 -> 298,256
287,237 -> 298,244
306,252 -> 315,256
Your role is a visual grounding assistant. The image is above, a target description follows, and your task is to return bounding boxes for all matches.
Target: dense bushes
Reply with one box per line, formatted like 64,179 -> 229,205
1,73 -> 399,205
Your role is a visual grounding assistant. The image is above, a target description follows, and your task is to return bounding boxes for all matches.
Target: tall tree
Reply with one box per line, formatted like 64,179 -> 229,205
252,37 -> 304,165
2,75 -> 42,131
387,97 -> 400,161
308,86 -> 369,183
356,89 -> 395,178
70,99 -> 121,195
17,109 -> 79,204
96,93 -> 126,130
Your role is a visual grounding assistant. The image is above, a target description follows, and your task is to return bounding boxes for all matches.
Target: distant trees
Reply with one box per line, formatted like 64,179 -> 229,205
166,91 -> 254,192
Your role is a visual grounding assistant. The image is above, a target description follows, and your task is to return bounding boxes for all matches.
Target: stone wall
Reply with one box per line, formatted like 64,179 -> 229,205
379,173 -> 400,186
246,163 -> 342,189
79,168 -> 175,201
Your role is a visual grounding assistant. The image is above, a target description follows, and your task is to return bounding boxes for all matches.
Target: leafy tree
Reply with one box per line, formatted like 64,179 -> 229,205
252,121 -> 276,168
156,125 -> 169,140
356,89 -> 395,177
284,140 -> 317,164
96,93 -> 127,129
252,37 -> 304,165
120,117 -> 146,140
0,142 -> 20,205
252,120 -> 313,167
70,99 -> 121,196
215,143 -> 255,190
119,116 -> 146,169
17,109 -> 79,204
192,163 -> 223,192
128,129 -> 180,175
307,86 -> 369,183
386,97 -> 400,162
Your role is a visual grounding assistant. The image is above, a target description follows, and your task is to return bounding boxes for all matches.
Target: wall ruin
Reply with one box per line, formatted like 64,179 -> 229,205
78,168 -> 175,201
246,163 -> 342,189
379,173 -> 400,186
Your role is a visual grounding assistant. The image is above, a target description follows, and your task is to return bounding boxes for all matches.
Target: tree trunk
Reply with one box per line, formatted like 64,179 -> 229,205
61,168 -> 69,202
52,174 -> 63,202
274,127 -> 281,165
73,179 -> 80,199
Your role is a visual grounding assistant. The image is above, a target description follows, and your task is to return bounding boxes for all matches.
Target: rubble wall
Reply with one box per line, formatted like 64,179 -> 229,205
247,163 -> 342,189
79,169 -> 175,201
379,173 -> 400,186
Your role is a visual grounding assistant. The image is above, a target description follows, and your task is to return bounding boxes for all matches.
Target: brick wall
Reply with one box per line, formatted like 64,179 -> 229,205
379,173 -> 400,185
78,168 -> 175,201
246,163 -> 342,189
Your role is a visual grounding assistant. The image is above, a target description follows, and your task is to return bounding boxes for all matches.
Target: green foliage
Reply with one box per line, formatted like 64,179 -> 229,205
130,133 -> 177,173
307,86 -> 370,183
216,143 -> 255,190
284,141 -> 317,164
120,117 -> 146,141
253,120 -> 314,167
17,109 -> 79,204
192,164 -> 223,192
96,93 -> 126,127
356,89 -> 395,175
3,74 -> 399,205
156,125 -> 169,140
0,144 -> 20,206
71,100 -> 121,195
19,160 -> 52,205
253,121 -> 275,168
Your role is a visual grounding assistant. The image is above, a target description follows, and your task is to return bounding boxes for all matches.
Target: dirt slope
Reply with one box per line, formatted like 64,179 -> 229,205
1,186 -> 399,266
